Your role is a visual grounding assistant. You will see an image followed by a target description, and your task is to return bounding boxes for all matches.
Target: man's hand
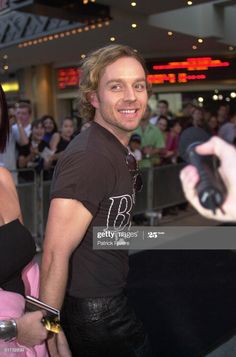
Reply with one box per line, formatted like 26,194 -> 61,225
47,330 -> 71,357
180,136 -> 236,222
16,311 -> 48,347
57,330 -> 72,357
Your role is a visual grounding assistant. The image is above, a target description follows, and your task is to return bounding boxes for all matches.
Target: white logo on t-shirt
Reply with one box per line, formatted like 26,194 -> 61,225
105,194 -> 133,231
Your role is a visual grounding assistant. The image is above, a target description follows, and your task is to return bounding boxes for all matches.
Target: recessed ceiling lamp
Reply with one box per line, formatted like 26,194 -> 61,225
110,37 -> 116,42
198,38 -> 203,43
228,46 -> 234,51
131,23 -> 137,28
192,45 -> 197,50
131,2 -> 136,6
187,1 -> 193,5
168,31 -> 173,36
81,54 -> 86,59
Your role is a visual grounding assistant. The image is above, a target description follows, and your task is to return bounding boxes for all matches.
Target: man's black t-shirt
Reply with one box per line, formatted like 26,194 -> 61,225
51,122 -> 135,298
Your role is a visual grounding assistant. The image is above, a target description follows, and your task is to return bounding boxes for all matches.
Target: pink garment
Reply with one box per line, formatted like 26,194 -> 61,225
0,261 -> 48,357
166,132 -> 179,153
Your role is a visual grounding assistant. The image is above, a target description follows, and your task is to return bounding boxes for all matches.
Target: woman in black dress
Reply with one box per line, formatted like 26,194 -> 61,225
0,84 -> 48,354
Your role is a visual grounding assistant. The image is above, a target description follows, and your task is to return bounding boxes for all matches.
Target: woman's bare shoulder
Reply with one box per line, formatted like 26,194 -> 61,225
0,167 -> 15,189
0,168 -> 21,222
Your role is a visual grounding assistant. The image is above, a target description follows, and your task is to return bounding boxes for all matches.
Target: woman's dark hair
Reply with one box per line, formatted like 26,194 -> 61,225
31,118 -> 44,130
0,83 -> 9,153
168,118 -> 181,130
41,114 -> 58,133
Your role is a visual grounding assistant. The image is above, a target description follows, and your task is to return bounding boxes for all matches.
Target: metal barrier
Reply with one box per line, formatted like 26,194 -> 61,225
133,168 -> 152,214
12,163 -> 187,237
152,163 -> 186,211
14,168 -> 38,238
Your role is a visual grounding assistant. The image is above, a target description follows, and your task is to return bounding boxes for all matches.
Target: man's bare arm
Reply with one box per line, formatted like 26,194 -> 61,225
39,198 -> 93,308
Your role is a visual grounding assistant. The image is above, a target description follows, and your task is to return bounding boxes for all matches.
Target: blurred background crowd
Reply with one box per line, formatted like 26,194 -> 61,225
1,97 -> 235,185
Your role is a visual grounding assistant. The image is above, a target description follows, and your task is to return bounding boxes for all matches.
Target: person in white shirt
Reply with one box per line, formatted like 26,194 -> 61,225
150,100 -> 172,125
128,134 -> 142,162
12,102 -> 32,141
0,104 -> 29,183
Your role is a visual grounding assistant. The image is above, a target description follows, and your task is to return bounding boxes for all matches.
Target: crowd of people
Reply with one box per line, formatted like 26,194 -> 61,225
0,102 -> 77,183
128,99 -> 236,169
0,96 -> 235,185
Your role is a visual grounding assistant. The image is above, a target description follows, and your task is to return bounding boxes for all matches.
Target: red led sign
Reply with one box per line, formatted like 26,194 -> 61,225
147,73 -> 206,84
57,67 -> 80,89
152,57 -> 230,71
147,56 -> 233,85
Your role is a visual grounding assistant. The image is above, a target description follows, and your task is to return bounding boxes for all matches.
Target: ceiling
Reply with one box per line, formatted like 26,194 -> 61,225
0,0 -> 236,75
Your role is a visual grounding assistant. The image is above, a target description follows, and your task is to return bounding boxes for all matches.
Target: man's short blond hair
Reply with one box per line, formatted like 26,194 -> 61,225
78,44 -> 151,122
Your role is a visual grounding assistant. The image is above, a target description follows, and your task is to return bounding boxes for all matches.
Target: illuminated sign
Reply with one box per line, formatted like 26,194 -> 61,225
147,56 -> 234,85
57,67 -> 80,89
2,81 -> 19,92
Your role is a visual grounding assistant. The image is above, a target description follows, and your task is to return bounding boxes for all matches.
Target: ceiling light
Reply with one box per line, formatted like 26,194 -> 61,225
168,31 -> 173,36
230,92 -> 236,98
198,97 -> 204,103
3,54 -> 8,60
131,1 -> 136,6
218,94 -> 223,100
225,97 -> 230,102
81,54 -> 86,59
110,37 -> 116,42
192,45 -> 197,50
198,38 -> 203,43
213,95 -> 218,101
131,23 -> 137,28
3,64 -> 8,71
187,1 -> 193,5
228,46 -> 234,51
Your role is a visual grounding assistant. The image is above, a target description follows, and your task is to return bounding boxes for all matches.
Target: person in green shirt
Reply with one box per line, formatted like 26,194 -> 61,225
133,107 -> 165,168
